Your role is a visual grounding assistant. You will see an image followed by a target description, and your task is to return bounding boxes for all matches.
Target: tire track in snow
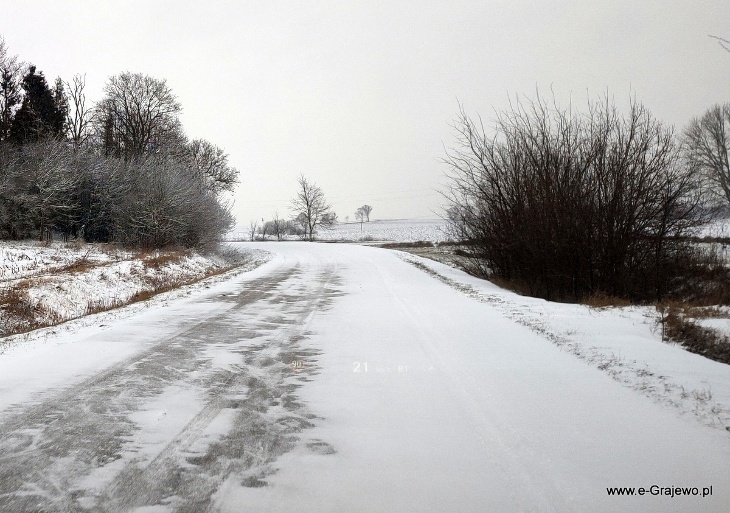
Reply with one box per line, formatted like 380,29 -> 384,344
0,260 -> 343,512
372,254 -> 567,512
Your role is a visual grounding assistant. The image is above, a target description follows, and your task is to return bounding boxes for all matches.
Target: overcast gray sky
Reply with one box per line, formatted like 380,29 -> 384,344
2,1 -> 729,226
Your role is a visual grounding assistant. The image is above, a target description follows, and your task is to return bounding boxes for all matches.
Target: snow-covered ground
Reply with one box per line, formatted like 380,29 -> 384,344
0,241 -> 271,340
228,218 -> 451,243
317,218 -> 450,242
0,242 -> 727,512
397,253 -> 730,430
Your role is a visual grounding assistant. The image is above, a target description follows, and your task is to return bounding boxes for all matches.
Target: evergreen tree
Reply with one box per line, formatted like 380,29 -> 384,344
9,65 -> 65,144
0,66 -> 21,142
52,77 -> 68,136
0,37 -> 22,142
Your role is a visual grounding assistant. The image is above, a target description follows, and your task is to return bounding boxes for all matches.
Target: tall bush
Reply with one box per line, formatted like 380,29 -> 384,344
445,96 -> 707,301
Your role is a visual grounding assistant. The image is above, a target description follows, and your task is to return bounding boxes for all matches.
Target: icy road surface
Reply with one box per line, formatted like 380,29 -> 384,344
0,242 -> 728,512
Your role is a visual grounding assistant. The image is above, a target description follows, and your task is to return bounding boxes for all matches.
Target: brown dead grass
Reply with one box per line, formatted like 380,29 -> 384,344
135,248 -> 189,269
658,303 -> 730,365
85,297 -> 126,316
376,241 -> 435,249
0,246 -> 242,339
583,292 -> 634,309
0,281 -> 62,336
82,262 -> 234,318
0,285 -> 35,320
57,255 -> 98,274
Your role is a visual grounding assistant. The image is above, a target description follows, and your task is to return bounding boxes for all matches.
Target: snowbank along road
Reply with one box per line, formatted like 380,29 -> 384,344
0,242 -> 728,512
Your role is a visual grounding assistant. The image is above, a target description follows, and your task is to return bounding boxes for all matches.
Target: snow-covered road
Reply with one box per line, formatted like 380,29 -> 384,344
0,242 -> 728,512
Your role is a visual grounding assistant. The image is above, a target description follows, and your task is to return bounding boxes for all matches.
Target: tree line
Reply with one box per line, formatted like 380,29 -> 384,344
0,36 -> 238,248
445,93 -> 728,303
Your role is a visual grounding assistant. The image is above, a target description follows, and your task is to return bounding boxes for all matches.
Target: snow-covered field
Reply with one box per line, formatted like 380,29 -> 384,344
317,218 -> 450,242
228,218 -> 451,243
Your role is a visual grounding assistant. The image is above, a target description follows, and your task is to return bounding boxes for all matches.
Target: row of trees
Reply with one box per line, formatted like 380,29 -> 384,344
445,94 -> 722,302
0,37 -> 238,247
248,181 -> 378,242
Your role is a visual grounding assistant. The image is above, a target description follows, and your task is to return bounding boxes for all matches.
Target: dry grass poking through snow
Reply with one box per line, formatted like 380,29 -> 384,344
393,239 -> 730,368
398,253 -> 730,431
659,304 -> 730,365
0,241 -> 269,339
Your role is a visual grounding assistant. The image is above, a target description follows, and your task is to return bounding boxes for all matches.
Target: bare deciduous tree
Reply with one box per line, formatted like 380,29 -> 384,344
185,138 -> 239,195
96,72 -> 182,160
355,206 -> 365,228
272,211 -> 282,240
291,174 -> 333,241
684,103 -> 730,207
249,219 -> 258,241
64,74 -> 93,148
360,204 -> 372,222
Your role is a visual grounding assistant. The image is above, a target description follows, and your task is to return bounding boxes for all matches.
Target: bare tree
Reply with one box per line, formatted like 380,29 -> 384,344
249,219 -> 258,241
96,72 -> 182,160
290,174 -> 333,241
355,206 -> 365,228
684,103 -> 730,207
360,204 -> 373,222
321,211 -> 338,227
64,74 -> 93,149
272,211 -> 282,240
185,138 -> 239,195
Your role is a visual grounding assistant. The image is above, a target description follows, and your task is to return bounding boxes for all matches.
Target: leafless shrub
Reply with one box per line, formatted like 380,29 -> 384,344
444,94 -> 708,302
667,244 -> 730,306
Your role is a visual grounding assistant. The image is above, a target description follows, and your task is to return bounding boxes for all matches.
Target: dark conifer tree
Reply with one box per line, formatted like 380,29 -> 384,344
52,77 -> 68,136
0,67 -> 21,142
9,65 -> 65,144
